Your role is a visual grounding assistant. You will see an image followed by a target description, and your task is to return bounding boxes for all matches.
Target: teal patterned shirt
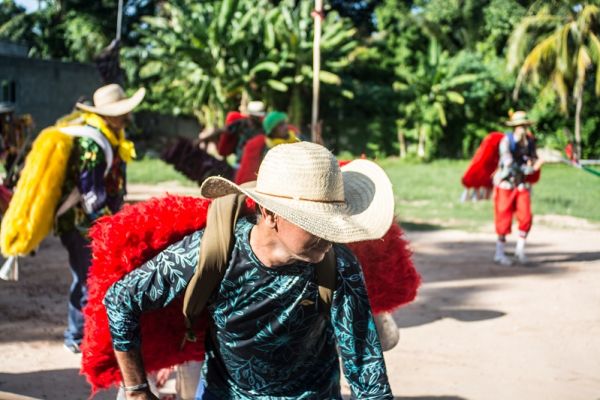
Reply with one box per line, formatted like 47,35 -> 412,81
104,217 -> 392,399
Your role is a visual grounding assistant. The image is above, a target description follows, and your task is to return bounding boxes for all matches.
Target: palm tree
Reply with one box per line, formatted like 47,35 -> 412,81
508,3 -> 600,159
395,40 -> 478,158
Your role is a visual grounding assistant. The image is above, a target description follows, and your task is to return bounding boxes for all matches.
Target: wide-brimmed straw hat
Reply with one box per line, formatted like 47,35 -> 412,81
76,84 -> 145,117
200,142 -> 395,243
505,110 -> 533,127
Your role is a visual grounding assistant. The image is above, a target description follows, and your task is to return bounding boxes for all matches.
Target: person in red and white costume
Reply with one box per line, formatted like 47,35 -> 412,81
493,111 -> 544,266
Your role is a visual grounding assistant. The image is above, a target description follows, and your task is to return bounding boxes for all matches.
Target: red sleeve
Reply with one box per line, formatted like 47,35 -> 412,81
235,135 -> 266,184
217,131 -> 238,157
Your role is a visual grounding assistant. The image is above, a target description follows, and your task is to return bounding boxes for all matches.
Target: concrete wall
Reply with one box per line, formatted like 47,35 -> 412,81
0,55 -> 200,146
134,111 -> 201,140
0,54 -> 101,129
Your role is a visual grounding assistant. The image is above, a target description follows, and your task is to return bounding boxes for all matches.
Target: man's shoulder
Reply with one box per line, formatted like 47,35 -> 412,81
333,244 -> 360,269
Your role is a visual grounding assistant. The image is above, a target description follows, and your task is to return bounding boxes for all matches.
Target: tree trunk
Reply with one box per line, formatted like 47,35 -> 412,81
239,89 -> 249,114
397,128 -> 406,158
289,85 -> 303,128
574,93 -> 583,160
311,0 -> 323,143
417,125 -> 426,158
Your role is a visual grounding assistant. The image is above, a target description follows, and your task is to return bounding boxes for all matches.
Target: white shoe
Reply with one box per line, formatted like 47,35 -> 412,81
494,253 -> 513,266
515,251 -> 528,265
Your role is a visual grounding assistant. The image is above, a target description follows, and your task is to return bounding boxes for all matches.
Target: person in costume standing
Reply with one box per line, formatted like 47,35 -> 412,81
235,111 -> 299,184
103,142 -> 394,400
56,84 -> 145,353
493,111 -> 543,266
217,101 -> 266,165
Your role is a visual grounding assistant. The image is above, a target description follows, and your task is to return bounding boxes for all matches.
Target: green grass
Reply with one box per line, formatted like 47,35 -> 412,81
127,158 -> 197,186
378,158 -> 600,230
127,156 -> 599,229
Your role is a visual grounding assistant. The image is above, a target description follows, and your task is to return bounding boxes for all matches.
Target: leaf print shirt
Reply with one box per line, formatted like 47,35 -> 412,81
104,217 -> 392,399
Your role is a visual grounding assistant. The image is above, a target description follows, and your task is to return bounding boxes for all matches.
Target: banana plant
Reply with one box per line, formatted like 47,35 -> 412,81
126,0 -> 283,127
394,40 -> 478,158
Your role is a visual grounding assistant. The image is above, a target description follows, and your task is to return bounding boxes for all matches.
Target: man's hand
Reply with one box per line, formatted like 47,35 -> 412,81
533,158 -> 544,171
125,388 -> 159,400
115,349 -> 156,400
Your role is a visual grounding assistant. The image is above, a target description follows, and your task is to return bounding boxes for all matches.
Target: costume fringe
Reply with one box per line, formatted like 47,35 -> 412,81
1,128 -> 73,256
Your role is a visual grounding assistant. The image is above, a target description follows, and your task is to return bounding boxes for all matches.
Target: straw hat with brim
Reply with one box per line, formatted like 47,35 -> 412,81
76,84 -> 145,117
506,110 -> 534,127
200,142 -> 395,243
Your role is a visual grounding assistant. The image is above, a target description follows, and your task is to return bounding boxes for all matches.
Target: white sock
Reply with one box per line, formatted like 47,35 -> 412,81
495,240 -> 506,257
516,237 -> 526,255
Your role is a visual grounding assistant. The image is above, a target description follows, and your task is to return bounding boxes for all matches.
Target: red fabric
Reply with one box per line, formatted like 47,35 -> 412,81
0,185 -> 12,214
524,169 -> 541,184
235,134 -> 266,184
494,187 -> 532,236
217,131 -> 238,157
81,195 -> 255,393
462,132 -> 505,189
226,111 -> 245,126
348,221 -> 420,313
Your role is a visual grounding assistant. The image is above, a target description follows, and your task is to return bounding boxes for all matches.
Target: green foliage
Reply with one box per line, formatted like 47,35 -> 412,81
508,2 -> 600,158
123,0 -> 357,128
0,0 -> 157,61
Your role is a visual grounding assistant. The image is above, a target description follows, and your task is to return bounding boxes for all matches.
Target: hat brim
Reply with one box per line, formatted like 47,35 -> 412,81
505,119 -> 534,127
200,159 -> 395,243
76,88 -> 146,117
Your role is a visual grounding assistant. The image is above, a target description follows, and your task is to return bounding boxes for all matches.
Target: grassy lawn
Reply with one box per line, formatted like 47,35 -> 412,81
379,158 -> 600,230
127,157 -> 197,187
127,156 -> 599,230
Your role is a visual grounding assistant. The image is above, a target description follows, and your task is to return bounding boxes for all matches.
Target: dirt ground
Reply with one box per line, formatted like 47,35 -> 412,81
0,193 -> 598,399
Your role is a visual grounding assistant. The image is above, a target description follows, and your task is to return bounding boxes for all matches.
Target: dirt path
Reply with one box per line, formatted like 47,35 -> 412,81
0,215 -> 598,399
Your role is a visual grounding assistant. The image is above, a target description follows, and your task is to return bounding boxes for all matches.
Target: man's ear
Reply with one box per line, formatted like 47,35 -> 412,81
259,206 -> 277,228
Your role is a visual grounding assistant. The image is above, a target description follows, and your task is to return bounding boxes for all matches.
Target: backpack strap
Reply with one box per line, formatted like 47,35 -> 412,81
506,132 -> 516,154
315,248 -> 337,317
182,193 -> 246,343
59,125 -> 114,176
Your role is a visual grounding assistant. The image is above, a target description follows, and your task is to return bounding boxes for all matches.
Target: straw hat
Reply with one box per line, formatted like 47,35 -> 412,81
76,84 -> 145,117
506,110 -> 533,127
246,101 -> 266,117
200,142 -> 394,243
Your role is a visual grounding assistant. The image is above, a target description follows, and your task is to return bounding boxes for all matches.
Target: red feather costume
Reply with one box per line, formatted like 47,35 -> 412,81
82,195 -> 419,393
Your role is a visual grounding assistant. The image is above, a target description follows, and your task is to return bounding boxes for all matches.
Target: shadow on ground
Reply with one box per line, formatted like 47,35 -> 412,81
0,369 -> 117,400
393,234 -> 599,329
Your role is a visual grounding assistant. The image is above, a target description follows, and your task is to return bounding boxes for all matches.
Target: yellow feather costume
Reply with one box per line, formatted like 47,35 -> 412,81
1,128 -> 74,256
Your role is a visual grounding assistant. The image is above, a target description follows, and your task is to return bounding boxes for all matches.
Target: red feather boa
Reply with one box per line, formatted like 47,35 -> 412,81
81,195 -> 419,393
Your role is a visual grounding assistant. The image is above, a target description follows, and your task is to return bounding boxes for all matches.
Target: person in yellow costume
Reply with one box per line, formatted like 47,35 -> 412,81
57,84 -> 145,353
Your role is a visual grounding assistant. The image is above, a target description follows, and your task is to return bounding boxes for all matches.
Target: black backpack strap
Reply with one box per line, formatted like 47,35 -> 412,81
182,193 -> 246,343
316,248 -> 337,318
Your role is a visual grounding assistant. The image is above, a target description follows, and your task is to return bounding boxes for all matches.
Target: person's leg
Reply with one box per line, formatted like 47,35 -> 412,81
59,229 -> 92,352
194,380 -> 220,400
494,187 -> 516,266
176,361 -> 203,400
515,188 -> 533,264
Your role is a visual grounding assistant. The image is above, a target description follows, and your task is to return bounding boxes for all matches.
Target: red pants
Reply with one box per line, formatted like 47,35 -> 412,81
494,187 -> 532,236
